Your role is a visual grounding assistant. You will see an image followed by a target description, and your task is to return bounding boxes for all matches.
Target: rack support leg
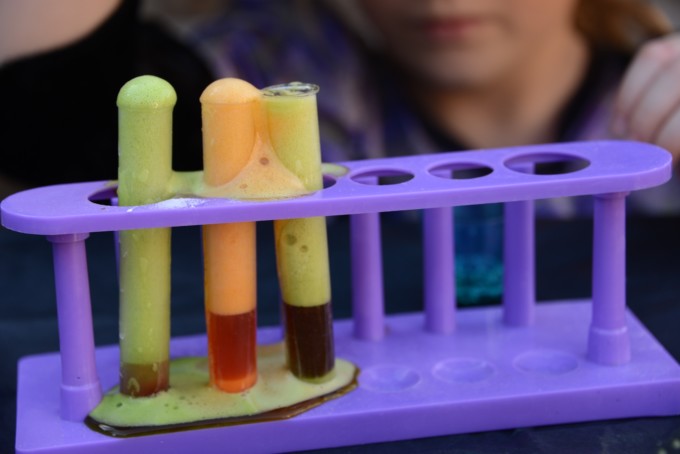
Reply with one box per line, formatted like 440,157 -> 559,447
588,192 -> 631,365
503,201 -> 535,326
423,207 -> 455,334
351,212 -> 385,340
48,233 -> 102,421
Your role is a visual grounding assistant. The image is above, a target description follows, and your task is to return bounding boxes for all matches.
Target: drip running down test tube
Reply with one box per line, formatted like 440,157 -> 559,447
116,76 -> 174,396
264,83 -> 335,382
200,79 -> 259,393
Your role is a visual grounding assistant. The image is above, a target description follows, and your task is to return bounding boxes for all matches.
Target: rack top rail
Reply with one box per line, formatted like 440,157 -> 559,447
1,141 -> 671,235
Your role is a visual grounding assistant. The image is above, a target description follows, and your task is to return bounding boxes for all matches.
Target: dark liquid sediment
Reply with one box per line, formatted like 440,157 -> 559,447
120,361 -> 169,397
284,301 -> 334,380
207,309 -> 257,392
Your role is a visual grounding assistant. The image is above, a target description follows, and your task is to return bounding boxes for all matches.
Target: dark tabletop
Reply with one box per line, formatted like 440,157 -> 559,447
2,213 -> 680,453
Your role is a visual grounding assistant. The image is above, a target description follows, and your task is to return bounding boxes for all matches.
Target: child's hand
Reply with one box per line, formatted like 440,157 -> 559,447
613,33 -> 680,163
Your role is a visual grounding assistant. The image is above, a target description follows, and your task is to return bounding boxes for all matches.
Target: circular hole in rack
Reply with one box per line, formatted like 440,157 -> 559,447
322,163 -> 347,190
351,169 -> 414,186
505,152 -> 590,175
88,186 -> 118,206
429,162 -> 493,180
322,174 -> 337,189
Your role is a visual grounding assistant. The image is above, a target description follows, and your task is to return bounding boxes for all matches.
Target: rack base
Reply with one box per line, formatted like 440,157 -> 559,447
16,300 -> 680,453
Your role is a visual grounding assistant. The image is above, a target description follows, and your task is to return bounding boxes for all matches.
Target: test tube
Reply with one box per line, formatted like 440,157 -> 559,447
117,75 -> 174,396
200,78 -> 260,392
264,83 -> 335,382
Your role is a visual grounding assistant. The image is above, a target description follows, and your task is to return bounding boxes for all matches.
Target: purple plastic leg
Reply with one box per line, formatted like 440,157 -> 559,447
48,233 -> 102,421
423,208 -> 455,334
350,212 -> 385,340
588,192 -> 631,365
503,201 -> 535,326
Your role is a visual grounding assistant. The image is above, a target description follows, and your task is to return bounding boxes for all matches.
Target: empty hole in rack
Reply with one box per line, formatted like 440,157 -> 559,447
351,169 -> 414,186
505,152 -> 590,175
322,174 -> 337,189
429,162 -> 493,180
88,186 -> 118,206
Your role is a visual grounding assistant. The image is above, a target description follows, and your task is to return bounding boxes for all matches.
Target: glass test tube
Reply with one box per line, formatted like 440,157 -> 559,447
117,75 -> 174,396
264,83 -> 335,382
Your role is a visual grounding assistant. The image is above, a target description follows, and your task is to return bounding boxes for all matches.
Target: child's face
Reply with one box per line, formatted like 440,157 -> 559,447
360,0 -> 581,88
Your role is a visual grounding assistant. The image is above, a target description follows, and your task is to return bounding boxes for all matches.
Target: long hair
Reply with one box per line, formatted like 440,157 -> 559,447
576,0 -> 673,52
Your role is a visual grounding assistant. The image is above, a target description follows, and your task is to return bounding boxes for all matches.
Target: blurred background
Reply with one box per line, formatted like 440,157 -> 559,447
3,1 -> 680,453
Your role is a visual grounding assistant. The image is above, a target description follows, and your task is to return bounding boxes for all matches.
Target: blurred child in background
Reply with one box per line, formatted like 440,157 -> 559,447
0,0 -> 678,305
0,0 -> 677,207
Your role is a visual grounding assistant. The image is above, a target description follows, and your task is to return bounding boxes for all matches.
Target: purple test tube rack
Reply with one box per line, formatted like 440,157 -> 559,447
3,141 -> 680,453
